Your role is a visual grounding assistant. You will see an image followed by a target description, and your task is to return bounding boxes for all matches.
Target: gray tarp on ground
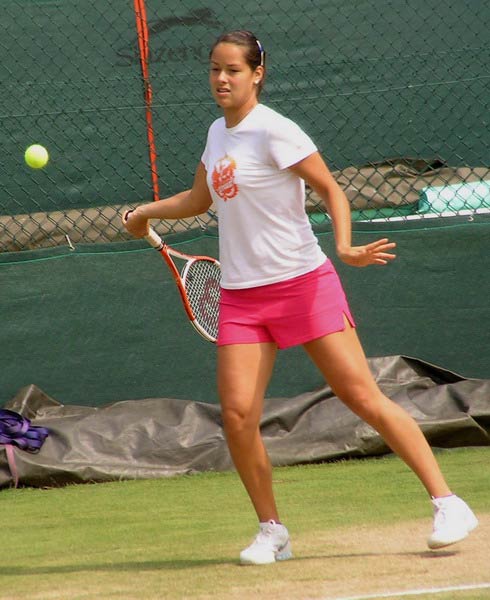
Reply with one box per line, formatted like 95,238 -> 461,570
1,356 -> 489,489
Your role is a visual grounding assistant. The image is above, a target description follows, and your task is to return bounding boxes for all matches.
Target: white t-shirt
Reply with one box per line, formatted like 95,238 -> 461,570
201,103 -> 326,289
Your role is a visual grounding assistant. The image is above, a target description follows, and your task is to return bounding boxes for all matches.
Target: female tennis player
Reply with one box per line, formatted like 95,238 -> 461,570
124,30 -> 478,565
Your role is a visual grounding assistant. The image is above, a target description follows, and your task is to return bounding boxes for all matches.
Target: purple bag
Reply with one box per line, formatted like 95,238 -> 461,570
0,409 -> 49,487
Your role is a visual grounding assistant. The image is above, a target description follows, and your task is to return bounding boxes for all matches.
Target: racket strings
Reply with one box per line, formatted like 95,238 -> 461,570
184,260 -> 221,340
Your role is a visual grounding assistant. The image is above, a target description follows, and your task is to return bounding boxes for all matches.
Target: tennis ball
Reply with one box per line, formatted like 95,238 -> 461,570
24,144 -> 49,169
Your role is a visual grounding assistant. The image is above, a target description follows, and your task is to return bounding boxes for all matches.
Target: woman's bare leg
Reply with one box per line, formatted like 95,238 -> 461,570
217,342 -> 280,521
304,317 -> 451,498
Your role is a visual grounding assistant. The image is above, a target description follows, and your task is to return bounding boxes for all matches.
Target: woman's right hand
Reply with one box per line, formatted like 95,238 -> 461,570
123,207 -> 150,238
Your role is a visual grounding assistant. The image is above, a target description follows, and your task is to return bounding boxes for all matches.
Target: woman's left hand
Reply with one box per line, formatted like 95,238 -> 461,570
337,238 -> 397,267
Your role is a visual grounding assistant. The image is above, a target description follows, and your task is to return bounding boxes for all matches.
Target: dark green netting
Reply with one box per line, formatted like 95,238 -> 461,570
1,1 -> 489,250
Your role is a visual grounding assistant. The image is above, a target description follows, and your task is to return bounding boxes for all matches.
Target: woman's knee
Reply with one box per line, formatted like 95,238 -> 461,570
339,387 -> 390,425
220,403 -> 260,436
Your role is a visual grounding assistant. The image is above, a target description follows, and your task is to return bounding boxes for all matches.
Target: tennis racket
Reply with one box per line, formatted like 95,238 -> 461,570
123,211 -> 221,343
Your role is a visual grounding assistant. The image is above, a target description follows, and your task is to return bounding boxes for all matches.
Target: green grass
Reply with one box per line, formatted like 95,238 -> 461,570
0,447 -> 489,599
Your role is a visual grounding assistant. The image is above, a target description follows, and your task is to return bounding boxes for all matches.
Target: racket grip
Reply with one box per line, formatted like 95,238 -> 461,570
123,210 -> 163,250
145,227 -> 164,249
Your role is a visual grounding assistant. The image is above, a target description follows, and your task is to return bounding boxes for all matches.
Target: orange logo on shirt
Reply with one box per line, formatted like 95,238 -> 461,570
212,154 -> 238,201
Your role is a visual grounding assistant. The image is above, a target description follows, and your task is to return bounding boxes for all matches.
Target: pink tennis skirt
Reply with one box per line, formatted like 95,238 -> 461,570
217,259 -> 355,349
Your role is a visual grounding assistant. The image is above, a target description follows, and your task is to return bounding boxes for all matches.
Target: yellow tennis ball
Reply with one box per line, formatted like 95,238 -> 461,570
25,144 -> 49,169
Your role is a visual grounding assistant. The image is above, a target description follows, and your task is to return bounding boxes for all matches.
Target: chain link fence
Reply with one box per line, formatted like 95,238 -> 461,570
1,0 -> 489,252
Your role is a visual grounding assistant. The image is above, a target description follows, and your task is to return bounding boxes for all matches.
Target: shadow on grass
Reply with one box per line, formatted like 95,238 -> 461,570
0,557 -> 235,575
0,549 -> 457,576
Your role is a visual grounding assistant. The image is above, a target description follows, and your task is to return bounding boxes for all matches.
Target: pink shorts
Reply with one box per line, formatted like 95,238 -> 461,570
217,259 -> 355,349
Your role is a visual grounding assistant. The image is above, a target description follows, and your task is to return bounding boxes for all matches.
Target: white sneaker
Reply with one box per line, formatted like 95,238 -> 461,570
428,495 -> 479,549
240,520 -> 293,565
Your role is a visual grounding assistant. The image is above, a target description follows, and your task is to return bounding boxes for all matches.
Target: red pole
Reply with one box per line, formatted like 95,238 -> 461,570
133,0 -> 160,202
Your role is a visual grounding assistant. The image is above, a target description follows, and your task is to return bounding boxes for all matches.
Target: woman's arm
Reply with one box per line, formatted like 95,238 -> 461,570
124,162 -> 213,238
289,152 -> 396,267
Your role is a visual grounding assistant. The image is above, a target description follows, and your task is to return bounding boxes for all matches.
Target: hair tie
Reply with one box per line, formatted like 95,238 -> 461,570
256,39 -> 265,66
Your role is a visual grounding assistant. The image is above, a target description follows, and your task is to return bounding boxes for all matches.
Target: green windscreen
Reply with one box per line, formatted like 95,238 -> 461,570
1,216 -> 488,408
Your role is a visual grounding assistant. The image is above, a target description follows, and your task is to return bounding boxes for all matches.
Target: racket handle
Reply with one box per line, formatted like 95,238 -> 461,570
145,227 -> 164,249
123,210 -> 163,250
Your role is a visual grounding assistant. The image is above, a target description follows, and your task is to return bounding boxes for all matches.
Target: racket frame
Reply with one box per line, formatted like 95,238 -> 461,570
141,226 -> 220,343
